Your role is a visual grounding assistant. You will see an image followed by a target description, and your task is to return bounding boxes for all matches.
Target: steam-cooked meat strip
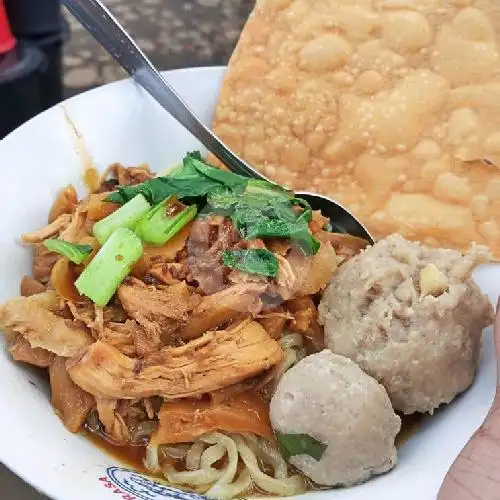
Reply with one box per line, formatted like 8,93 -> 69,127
266,239 -> 292,257
0,291 -> 93,356
22,213 -> 72,244
50,357 -> 94,433
69,298 -> 165,357
316,231 -> 369,264
99,321 -> 138,357
96,398 -> 131,443
187,216 -> 240,294
33,244 -> 59,284
67,301 -> 128,332
309,210 -> 329,234
48,185 -> 78,223
101,163 -> 153,187
20,276 -> 46,297
149,262 -> 189,285
275,242 -> 337,300
179,283 -> 267,340
9,335 -> 55,367
67,321 -> 283,400
117,279 -> 195,345
257,309 -> 292,340
286,297 -> 325,353
58,206 -> 88,244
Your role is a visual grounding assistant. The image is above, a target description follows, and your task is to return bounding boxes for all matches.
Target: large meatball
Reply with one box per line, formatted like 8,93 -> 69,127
270,350 -> 400,487
319,234 -> 494,414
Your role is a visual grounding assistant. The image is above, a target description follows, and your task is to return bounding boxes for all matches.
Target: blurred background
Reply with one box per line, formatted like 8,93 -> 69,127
0,0 -> 254,139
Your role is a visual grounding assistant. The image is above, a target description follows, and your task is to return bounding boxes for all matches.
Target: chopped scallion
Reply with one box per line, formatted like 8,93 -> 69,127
92,194 -> 151,245
75,227 -> 143,307
43,239 -> 93,265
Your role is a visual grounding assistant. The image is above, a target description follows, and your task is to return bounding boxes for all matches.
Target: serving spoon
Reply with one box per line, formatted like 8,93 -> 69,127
438,299 -> 500,500
62,0 -> 374,244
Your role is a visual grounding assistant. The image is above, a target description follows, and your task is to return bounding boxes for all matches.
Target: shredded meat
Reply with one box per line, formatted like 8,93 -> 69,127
22,214 -> 72,244
67,320 -> 283,400
187,216 -> 240,294
316,231 -> 369,264
275,242 -> 337,299
101,163 -> 153,187
9,335 -> 55,367
59,206 -> 88,244
50,357 -> 94,432
286,297 -> 326,353
179,283 -> 267,340
149,262 -> 188,285
99,321 -> 138,357
266,238 -> 292,256
33,244 -> 59,284
48,185 -> 78,223
309,210 -> 329,234
257,309 -> 292,340
117,279 -> 196,345
96,398 -> 131,444
67,300 -> 128,332
0,291 -> 93,356
20,276 -> 45,297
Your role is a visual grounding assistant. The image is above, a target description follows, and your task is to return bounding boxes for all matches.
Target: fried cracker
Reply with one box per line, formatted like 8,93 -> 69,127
211,0 -> 500,256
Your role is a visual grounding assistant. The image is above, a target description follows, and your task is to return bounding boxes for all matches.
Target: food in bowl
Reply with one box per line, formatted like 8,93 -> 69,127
319,234 -> 494,415
0,152 -> 493,498
270,350 -> 401,487
211,0 -> 500,257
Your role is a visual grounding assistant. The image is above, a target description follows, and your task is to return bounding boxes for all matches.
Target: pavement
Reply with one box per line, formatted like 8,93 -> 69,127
62,0 -> 254,96
0,1 -> 254,498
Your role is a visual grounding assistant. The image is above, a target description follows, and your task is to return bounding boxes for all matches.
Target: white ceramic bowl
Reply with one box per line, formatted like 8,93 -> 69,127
0,67 -> 498,500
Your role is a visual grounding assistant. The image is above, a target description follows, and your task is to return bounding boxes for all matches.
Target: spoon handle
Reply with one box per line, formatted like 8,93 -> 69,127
62,0 -> 262,180
438,302 -> 500,500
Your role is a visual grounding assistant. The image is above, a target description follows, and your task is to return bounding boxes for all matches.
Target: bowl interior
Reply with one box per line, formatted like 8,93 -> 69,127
0,66 -> 498,500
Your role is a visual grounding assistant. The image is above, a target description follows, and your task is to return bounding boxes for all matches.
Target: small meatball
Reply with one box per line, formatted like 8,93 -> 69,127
319,234 -> 494,414
270,350 -> 400,487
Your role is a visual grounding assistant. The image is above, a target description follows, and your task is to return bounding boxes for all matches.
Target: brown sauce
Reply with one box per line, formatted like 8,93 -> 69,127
84,429 -> 148,473
84,410 -> 430,496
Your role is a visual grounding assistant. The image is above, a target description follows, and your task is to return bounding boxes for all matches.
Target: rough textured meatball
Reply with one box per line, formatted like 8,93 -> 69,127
270,350 -> 400,487
319,234 -> 494,415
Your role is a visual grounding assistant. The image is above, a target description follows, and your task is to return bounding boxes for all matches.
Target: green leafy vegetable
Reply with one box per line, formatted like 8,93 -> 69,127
92,194 -> 151,245
43,239 -> 93,265
275,432 -> 327,462
105,178 -> 175,205
135,199 -> 197,246
106,153 -> 248,205
222,249 -> 279,278
75,227 -> 143,307
245,178 -> 293,200
189,157 -> 247,193
230,196 -> 320,255
106,151 -> 320,256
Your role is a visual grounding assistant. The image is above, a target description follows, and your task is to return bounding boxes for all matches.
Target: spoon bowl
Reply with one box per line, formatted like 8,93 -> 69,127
62,0 -> 375,245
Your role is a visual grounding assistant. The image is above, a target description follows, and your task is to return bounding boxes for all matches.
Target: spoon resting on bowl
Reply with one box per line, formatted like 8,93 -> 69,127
61,0 -> 374,244
438,298 -> 500,500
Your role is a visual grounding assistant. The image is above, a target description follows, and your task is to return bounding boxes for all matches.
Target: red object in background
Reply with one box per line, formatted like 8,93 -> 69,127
0,0 -> 15,54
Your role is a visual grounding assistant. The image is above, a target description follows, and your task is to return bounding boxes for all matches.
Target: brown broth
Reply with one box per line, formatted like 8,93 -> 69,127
84,429 -> 147,473
84,410 -> 429,496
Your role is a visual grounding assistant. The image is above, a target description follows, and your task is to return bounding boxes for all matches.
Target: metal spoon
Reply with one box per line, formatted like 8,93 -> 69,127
62,0 -> 374,243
